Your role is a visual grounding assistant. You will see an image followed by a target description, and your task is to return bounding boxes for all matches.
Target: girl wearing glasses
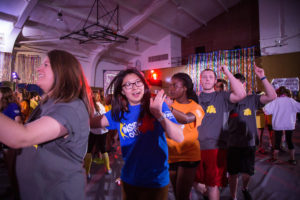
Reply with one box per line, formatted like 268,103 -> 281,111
91,68 -> 183,200
166,73 -> 205,200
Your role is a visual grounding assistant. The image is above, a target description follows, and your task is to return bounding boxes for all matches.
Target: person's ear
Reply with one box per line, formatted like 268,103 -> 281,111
183,86 -> 187,93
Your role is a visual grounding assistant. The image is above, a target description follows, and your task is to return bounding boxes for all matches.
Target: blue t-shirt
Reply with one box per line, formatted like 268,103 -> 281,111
105,102 -> 177,188
2,103 -> 21,120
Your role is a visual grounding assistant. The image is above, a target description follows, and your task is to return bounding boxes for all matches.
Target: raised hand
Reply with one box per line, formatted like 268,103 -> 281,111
219,65 -> 230,75
150,90 -> 166,118
254,64 -> 265,79
164,96 -> 173,107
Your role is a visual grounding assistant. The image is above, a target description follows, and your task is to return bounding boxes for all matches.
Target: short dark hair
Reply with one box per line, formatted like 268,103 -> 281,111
234,73 -> 246,83
277,86 -> 290,97
200,69 -> 217,79
217,78 -> 228,86
172,73 -> 198,103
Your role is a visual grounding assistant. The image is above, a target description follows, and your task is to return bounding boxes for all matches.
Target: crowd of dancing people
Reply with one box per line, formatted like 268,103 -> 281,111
1,49 -> 300,200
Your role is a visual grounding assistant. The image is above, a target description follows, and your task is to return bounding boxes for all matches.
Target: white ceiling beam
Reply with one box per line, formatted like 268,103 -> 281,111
18,36 -> 92,56
171,0 -> 207,25
4,0 -> 39,52
114,1 -> 158,45
0,12 -> 17,23
121,0 -> 169,35
129,34 -> 157,45
17,45 -> 89,60
19,38 -> 61,44
15,0 -> 39,28
215,0 -> 228,12
23,20 -> 66,35
15,46 -> 90,63
177,6 -> 207,25
113,0 -> 139,14
149,17 -> 187,38
115,46 -> 141,56
116,0 -> 186,37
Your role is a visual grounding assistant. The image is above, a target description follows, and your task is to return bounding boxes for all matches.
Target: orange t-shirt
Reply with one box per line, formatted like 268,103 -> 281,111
20,100 -> 30,122
167,100 -> 205,163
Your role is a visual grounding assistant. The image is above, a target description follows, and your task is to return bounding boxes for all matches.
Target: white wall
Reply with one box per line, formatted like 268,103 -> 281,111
139,33 -> 181,71
94,60 -> 126,88
259,0 -> 300,56
79,59 -> 93,85
170,34 -> 181,59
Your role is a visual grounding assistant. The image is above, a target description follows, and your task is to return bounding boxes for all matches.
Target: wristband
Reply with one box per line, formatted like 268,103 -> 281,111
260,76 -> 267,81
157,115 -> 165,122
171,106 -> 173,112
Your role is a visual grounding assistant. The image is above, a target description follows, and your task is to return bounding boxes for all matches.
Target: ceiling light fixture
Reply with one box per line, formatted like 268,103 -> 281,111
56,10 -> 63,22
60,0 -> 128,44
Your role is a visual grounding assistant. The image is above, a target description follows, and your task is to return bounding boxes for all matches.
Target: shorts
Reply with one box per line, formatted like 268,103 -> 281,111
169,161 -> 200,171
195,149 -> 227,187
121,181 -> 169,200
227,146 -> 255,176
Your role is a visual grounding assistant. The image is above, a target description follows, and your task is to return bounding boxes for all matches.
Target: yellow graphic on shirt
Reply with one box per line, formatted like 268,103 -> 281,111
244,108 -> 252,116
206,105 -> 216,114
120,123 -> 129,139
33,145 -> 38,149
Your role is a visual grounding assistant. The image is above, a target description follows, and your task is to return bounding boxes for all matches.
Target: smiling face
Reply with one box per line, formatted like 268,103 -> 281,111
36,56 -> 54,94
200,70 -> 217,92
121,73 -> 145,105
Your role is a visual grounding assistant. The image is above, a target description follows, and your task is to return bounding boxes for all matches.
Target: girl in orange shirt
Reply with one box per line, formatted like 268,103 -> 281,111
166,73 -> 205,200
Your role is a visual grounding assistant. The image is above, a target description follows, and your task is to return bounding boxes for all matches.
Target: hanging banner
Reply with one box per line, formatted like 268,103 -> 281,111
271,77 -> 299,92
187,46 -> 256,94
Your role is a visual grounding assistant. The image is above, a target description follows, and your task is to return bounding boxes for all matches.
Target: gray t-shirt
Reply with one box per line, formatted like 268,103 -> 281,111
228,94 -> 264,147
197,91 -> 233,150
16,98 -> 89,200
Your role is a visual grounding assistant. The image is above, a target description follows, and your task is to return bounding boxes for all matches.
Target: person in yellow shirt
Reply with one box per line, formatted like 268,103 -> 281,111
166,73 -> 205,200
30,92 -> 40,109
19,88 -> 30,123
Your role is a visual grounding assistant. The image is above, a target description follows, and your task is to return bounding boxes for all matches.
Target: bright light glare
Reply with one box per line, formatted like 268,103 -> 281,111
0,19 -> 14,50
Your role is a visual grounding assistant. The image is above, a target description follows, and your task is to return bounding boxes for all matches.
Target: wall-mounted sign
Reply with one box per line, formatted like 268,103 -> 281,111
271,77 -> 299,92
103,70 -> 120,95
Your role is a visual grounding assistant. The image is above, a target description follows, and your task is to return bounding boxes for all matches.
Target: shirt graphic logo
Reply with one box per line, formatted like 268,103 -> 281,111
120,122 -> 141,139
206,105 -> 216,114
243,108 -> 252,116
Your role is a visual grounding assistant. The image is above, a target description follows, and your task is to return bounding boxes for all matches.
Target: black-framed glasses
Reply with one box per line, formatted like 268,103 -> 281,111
122,80 -> 144,90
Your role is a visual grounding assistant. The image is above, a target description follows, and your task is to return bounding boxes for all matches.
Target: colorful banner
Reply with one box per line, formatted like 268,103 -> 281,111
0,52 -> 41,83
16,54 -> 41,84
0,52 -> 13,81
187,46 -> 256,94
